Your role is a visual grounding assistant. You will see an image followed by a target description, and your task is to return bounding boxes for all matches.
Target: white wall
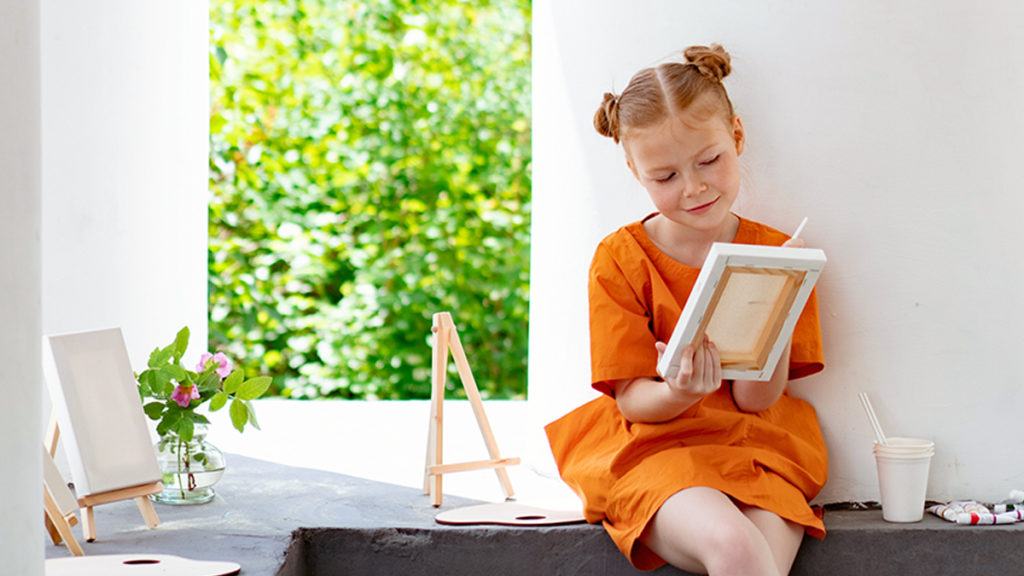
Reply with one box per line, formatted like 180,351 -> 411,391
1,2 -> 43,573
41,1 -> 209,370
529,0 -> 1024,504
0,3 -> 208,564
28,0 -> 207,545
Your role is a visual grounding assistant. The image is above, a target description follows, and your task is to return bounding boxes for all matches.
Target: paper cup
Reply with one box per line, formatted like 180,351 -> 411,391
875,437 -> 935,455
874,449 -> 933,522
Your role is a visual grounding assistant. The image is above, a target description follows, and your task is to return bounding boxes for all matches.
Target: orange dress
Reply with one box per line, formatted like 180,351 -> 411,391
545,214 -> 828,571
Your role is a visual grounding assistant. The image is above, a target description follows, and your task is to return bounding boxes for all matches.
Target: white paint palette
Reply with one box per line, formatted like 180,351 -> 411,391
435,502 -> 585,526
46,554 -> 240,576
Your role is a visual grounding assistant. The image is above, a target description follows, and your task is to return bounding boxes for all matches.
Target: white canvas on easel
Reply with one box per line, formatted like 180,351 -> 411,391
43,327 -> 162,541
658,243 -> 827,382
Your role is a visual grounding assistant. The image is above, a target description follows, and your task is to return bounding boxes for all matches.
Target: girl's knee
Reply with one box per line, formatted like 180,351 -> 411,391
644,489 -> 781,575
701,518 -> 776,575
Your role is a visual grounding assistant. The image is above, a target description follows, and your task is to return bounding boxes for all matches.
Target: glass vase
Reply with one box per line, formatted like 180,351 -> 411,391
151,423 -> 226,505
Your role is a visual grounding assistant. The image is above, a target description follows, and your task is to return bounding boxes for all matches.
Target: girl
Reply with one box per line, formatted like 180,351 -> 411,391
545,45 -> 827,576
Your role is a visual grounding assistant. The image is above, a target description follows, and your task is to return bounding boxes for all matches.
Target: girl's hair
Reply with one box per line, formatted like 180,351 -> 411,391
594,44 -> 735,144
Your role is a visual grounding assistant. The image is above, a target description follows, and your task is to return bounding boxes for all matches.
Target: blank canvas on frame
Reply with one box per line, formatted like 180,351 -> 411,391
657,243 -> 827,382
43,327 -> 162,497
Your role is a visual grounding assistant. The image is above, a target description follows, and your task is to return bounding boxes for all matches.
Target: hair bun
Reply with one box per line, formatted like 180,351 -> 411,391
683,44 -> 731,82
593,92 -> 621,142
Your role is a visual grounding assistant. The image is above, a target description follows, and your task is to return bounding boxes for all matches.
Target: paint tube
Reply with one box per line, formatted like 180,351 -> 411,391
996,508 -> 1024,521
928,503 -> 959,522
956,512 -> 1018,525
929,501 -> 989,523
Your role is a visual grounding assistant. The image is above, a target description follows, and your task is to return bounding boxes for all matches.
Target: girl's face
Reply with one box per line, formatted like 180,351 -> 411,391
625,107 -> 745,234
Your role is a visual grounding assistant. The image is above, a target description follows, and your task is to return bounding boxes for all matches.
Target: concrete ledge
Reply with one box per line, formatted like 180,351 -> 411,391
795,509 -> 1024,575
45,454 -> 1024,575
277,509 -> 1024,576
277,524 -> 648,576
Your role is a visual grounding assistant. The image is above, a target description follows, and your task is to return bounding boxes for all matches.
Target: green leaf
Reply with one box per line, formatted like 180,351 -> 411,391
160,364 -> 189,384
157,378 -> 175,397
156,411 -> 181,436
244,400 -> 261,431
230,398 -> 248,432
145,368 -> 173,397
211,112 -> 227,134
176,417 -> 195,443
223,368 -> 244,395
172,326 -> 190,362
143,402 -> 165,421
199,370 -> 221,393
148,346 -> 173,369
209,392 -> 229,412
137,370 -> 154,398
235,376 -> 271,400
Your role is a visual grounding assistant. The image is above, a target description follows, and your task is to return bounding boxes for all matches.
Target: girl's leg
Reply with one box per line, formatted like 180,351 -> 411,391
738,505 -> 805,576
640,487 -> 780,576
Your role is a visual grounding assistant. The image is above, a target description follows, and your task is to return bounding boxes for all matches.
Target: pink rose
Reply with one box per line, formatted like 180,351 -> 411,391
170,383 -> 200,408
196,351 -> 232,379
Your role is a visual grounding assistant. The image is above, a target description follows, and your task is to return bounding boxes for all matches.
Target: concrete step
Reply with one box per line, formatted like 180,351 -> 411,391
277,507 -> 1024,576
45,454 -> 1024,576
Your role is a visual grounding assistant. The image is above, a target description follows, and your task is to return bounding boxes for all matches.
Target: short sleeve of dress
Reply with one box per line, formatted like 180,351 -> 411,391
588,242 -> 659,397
789,287 -> 824,380
739,217 -> 825,381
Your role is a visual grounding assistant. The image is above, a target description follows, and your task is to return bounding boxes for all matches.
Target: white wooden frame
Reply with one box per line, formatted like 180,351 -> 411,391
658,243 -> 827,382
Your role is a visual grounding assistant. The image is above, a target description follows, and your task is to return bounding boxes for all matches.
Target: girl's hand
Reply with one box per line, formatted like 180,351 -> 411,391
782,237 -> 805,248
613,339 -> 724,423
655,339 -> 722,400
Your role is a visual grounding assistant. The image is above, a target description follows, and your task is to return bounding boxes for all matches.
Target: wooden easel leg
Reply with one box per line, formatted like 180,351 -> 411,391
45,490 -> 83,556
446,317 -> 516,500
423,315 -> 441,495
426,313 -> 449,507
45,510 -> 62,545
423,399 -> 437,495
46,412 -> 60,457
46,510 -> 79,546
135,496 -> 160,529
81,506 -> 96,542
44,410 -> 66,537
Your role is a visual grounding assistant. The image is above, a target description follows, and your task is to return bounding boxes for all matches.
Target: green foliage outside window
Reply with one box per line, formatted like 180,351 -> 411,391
208,0 -> 531,399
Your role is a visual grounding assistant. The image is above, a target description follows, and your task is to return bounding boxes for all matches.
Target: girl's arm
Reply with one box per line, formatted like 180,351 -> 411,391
613,340 -> 722,423
731,340 -> 792,412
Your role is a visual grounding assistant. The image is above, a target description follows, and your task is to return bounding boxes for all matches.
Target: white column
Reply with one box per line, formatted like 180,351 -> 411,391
526,0 -> 646,470
41,1 -> 209,368
0,0 -> 44,574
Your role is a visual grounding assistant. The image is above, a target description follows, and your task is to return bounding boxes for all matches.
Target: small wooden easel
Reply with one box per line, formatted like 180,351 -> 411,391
44,444 -> 84,556
44,328 -> 164,543
423,312 -> 520,507
46,413 -> 161,542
